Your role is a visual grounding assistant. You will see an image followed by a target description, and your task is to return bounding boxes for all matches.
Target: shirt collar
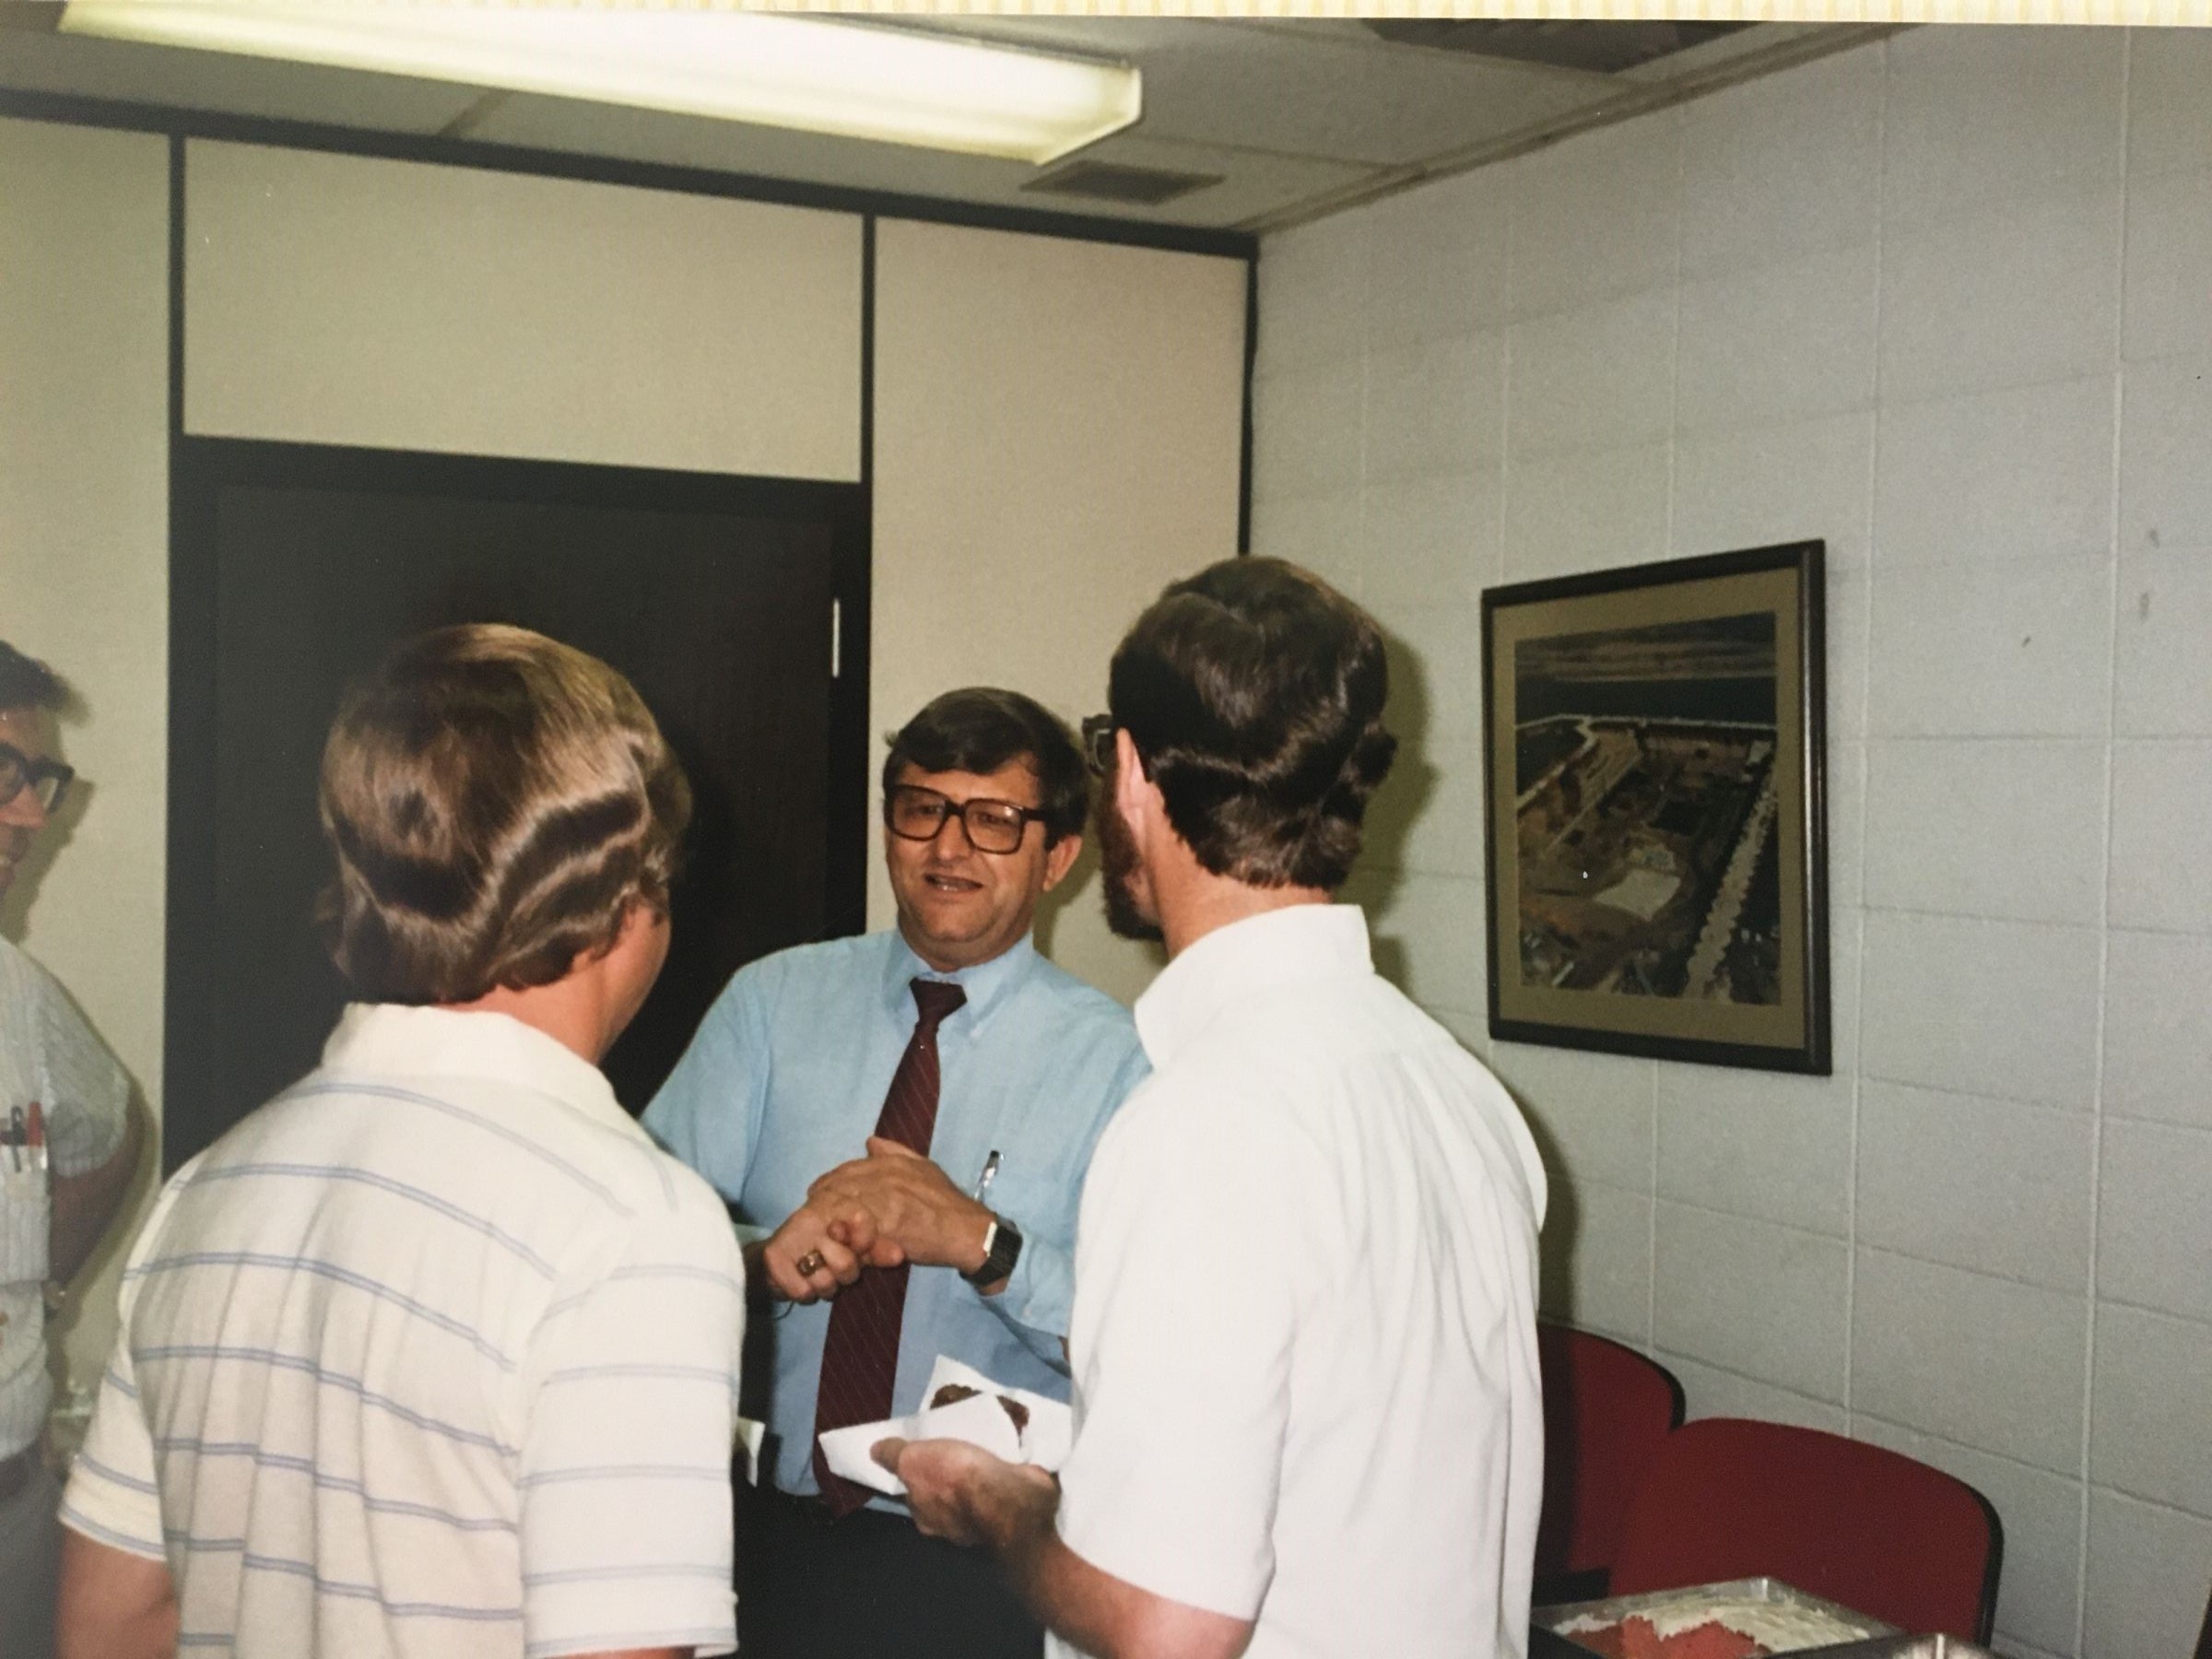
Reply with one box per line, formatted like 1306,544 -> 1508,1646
320,1003 -> 650,1146
880,927 -> 1038,1029
1134,902 -> 1374,1069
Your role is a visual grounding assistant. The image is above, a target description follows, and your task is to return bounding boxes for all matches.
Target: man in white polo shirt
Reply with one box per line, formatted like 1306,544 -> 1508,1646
57,625 -> 746,1659
882,558 -> 1549,1659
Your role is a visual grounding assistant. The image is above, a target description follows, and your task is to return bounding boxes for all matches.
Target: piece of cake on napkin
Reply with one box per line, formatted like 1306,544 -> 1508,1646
818,1354 -> 1073,1498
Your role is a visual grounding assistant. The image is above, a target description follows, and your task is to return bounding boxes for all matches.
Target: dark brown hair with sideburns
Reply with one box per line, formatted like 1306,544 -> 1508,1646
1108,557 -> 1396,893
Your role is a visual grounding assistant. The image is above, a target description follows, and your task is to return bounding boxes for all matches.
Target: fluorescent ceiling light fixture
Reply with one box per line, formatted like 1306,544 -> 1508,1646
57,2 -> 1142,164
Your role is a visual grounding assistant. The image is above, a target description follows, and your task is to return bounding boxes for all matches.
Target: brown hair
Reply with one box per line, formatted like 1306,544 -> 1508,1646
882,688 -> 1089,845
317,624 -> 690,1004
1108,557 -> 1395,892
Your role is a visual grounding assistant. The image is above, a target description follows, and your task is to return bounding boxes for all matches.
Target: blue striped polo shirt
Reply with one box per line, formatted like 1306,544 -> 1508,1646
62,1004 -> 747,1658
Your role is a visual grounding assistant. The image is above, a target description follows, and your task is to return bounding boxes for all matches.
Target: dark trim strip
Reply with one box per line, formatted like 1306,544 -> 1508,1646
0,86 -> 1257,261
168,132 -> 184,433
825,216 -> 878,938
172,435 -> 865,514
860,216 -> 876,495
161,130 -> 208,1173
1236,249 -> 1259,555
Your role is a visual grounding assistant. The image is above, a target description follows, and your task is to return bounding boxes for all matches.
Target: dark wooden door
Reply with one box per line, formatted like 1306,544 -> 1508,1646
167,440 -> 869,1169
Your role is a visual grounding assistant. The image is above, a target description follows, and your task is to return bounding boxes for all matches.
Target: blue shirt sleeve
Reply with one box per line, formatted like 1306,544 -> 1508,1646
641,965 -> 771,1209
978,1037 -> 1151,1364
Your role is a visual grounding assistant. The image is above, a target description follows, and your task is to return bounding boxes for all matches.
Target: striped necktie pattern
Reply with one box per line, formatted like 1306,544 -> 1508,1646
810,976 -> 968,1514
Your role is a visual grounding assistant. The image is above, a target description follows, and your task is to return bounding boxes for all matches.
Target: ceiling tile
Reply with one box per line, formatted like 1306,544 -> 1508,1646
467,90 -> 1374,229
1144,29 -> 1616,169
0,17 -> 1872,236
912,19 -> 1616,169
0,29 -> 480,134
469,94 -> 1071,209
1035,133 -> 1382,229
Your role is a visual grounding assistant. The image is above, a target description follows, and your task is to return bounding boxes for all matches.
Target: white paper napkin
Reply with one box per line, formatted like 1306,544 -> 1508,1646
735,1416 -> 765,1486
818,1354 -> 1074,1498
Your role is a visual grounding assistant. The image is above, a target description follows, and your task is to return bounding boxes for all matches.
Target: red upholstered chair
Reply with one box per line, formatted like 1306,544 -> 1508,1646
1608,1417 -> 2003,1643
1534,1324 -> 1686,1605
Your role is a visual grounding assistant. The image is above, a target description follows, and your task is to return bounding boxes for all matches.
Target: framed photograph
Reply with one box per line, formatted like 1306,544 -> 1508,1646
1480,541 -> 1830,1074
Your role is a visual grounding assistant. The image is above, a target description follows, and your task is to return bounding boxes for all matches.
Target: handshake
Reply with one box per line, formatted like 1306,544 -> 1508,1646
750,1135 -> 1000,1303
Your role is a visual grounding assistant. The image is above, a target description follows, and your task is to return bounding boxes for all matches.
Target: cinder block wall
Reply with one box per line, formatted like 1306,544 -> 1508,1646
1249,27 -> 2212,1659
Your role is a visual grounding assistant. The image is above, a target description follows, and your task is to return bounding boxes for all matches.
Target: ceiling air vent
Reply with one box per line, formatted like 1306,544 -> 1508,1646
1363,20 -> 1755,76
1022,161 -> 1222,207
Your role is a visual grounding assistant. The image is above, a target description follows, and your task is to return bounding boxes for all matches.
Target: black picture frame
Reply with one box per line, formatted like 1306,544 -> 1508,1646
1480,541 -> 1830,1075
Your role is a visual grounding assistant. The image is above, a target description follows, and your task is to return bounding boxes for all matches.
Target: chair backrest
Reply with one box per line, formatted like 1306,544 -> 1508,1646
1535,1324 -> 1686,1581
1608,1417 -> 2003,1642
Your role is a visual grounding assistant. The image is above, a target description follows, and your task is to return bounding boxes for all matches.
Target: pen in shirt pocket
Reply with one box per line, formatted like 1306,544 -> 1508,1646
971,1149 -> 1001,1205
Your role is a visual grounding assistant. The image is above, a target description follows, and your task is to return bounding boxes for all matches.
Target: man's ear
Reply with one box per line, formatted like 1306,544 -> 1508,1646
1041,831 -> 1083,892
1112,729 -> 1152,830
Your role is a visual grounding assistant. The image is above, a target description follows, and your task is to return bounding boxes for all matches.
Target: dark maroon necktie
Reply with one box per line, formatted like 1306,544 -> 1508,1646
811,977 -> 967,1514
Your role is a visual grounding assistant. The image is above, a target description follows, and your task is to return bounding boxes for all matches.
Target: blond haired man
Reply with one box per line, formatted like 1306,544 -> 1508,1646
57,625 -> 745,1659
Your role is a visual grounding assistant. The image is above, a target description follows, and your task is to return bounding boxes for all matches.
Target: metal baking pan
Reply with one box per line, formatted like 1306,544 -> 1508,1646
1775,1641 -> 1996,1659
1535,1578 -> 1899,1657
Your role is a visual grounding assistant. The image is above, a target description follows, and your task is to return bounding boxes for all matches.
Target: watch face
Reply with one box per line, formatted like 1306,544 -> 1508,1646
970,1216 -> 1021,1284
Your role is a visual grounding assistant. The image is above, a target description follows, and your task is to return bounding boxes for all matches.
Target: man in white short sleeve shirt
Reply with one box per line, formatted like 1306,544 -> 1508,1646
1,641 -> 144,1659
58,626 -> 746,1659
883,558 -> 1549,1659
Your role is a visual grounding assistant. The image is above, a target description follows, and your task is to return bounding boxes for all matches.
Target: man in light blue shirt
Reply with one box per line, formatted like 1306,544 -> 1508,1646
644,687 -> 1147,1659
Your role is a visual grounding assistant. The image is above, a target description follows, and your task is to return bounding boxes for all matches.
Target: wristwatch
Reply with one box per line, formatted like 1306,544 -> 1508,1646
963,1213 -> 1023,1288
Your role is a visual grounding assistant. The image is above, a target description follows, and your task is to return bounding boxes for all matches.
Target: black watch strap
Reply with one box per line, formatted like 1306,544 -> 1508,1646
963,1214 -> 1023,1286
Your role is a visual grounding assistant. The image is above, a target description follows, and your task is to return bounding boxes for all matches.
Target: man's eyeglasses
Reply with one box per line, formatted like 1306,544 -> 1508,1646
885,785 -> 1045,855
1080,715 -> 1116,777
0,741 -> 72,816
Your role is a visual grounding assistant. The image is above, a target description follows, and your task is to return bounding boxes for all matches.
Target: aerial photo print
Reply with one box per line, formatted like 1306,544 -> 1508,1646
1481,542 -> 1830,1074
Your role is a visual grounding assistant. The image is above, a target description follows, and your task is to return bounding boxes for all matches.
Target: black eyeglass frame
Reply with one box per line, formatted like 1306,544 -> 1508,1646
882,783 -> 1048,855
0,740 -> 73,816
1079,714 -> 1116,777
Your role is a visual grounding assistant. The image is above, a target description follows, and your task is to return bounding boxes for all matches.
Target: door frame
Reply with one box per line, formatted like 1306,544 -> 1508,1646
165,434 -> 871,1171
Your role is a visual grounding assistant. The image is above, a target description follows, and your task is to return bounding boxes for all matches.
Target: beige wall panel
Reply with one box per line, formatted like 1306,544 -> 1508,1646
872,219 -> 1248,1005
0,116 -> 171,1389
184,139 -> 863,480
